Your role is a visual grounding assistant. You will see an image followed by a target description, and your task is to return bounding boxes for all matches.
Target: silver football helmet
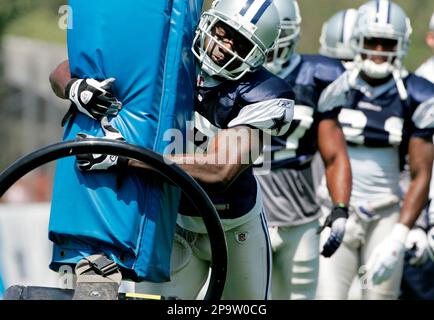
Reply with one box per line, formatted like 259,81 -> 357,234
351,0 -> 412,80
319,9 -> 358,61
192,0 -> 281,81
265,0 -> 302,74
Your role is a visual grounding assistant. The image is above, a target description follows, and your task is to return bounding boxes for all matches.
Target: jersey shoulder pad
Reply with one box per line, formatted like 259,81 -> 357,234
406,74 -> 434,129
228,98 -> 295,136
298,54 -> 345,85
317,71 -> 350,113
405,73 -> 434,104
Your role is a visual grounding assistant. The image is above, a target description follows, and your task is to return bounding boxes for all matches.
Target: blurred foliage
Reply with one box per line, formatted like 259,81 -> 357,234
6,6 -> 66,43
0,0 -> 66,41
0,0 -> 32,35
203,0 -> 434,71
1,0 -> 433,69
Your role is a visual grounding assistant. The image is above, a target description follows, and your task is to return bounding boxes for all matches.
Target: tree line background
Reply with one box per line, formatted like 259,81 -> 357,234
0,0 -> 432,71
203,0 -> 434,71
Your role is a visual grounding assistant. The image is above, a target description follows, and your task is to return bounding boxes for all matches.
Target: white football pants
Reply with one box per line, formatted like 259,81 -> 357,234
135,211 -> 272,300
269,219 -> 320,300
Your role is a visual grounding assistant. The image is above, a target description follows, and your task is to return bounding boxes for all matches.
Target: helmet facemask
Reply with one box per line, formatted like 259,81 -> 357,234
351,7 -> 412,80
266,18 -> 301,74
192,13 -> 267,81
349,1 -> 412,99
354,35 -> 406,79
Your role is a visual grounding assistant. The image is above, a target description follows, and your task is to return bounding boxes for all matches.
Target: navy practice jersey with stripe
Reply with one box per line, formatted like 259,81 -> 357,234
179,67 -> 294,219
268,54 -> 345,169
319,72 -> 434,148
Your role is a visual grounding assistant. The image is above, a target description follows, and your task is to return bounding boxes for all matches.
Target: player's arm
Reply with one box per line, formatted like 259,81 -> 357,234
317,118 -> 352,207
49,59 -> 122,121
399,136 -> 433,227
316,116 -> 352,257
129,126 -> 261,188
49,60 -> 71,99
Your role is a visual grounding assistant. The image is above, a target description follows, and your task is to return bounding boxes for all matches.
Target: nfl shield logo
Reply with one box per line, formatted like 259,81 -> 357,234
235,232 -> 248,243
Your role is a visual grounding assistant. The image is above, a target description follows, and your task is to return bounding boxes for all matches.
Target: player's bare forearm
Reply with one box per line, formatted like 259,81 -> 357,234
399,136 -> 434,227
173,126 -> 259,186
318,118 -> 352,206
172,154 -> 248,186
49,60 -> 71,99
128,126 -> 259,187
127,156 -> 239,185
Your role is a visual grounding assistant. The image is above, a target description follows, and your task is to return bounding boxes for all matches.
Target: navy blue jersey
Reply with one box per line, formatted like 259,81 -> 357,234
269,54 -> 345,169
320,72 -> 434,148
179,67 -> 294,218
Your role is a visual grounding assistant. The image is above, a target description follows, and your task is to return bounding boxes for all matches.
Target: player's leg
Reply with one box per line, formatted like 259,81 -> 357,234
135,232 -> 209,300
288,219 -> 320,300
221,211 -> 272,300
361,204 -> 403,300
316,211 -> 363,299
269,225 -> 296,299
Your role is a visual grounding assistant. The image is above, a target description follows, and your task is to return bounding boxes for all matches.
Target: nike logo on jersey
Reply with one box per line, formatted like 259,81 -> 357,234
357,101 -> 382,112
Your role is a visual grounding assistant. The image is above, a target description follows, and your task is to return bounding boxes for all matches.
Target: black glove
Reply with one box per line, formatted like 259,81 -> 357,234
317,204 -> 349,258
76,117 -> 128,172
64,77 -> 122,123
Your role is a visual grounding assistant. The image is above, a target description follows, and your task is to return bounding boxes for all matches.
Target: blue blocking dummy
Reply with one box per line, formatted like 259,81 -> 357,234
49,0 -> 203,282
0,273 -> 4,297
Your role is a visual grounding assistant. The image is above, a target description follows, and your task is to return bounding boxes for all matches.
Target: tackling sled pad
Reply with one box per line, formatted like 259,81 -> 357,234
49,0 -> 203,282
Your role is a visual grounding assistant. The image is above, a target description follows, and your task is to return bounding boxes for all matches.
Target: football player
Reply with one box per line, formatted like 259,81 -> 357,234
316,0 -> 434,300
400,12 -> 434,299
56,0 -> 295,299
135,0 -> 295,300
319,8 -> 358,64
255,0 -> 352,300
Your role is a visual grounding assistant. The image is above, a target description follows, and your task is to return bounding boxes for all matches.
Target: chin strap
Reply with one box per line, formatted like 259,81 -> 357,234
347,60 -> 373,98
392,64 -> 409,101
350,55 -> 409,101
348,62 -> 361,89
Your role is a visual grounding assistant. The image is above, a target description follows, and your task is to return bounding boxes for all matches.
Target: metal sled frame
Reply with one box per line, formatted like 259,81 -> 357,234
0,139 -> 228,300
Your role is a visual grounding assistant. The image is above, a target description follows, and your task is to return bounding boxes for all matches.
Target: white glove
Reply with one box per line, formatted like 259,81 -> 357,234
427,201 -> 434,261
268,226 -> 283,252
66,77 -> 122,121
405,228 -> 429,266
427,227 -> 434,261
366,223 -> 409,285
75,117 -> 127,172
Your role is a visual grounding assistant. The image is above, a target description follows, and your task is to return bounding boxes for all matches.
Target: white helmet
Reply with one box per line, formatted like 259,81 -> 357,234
319,9 -> 358,60
265,0 -> 302,74
351,0 -> 412,80
192,0 -> 281,81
